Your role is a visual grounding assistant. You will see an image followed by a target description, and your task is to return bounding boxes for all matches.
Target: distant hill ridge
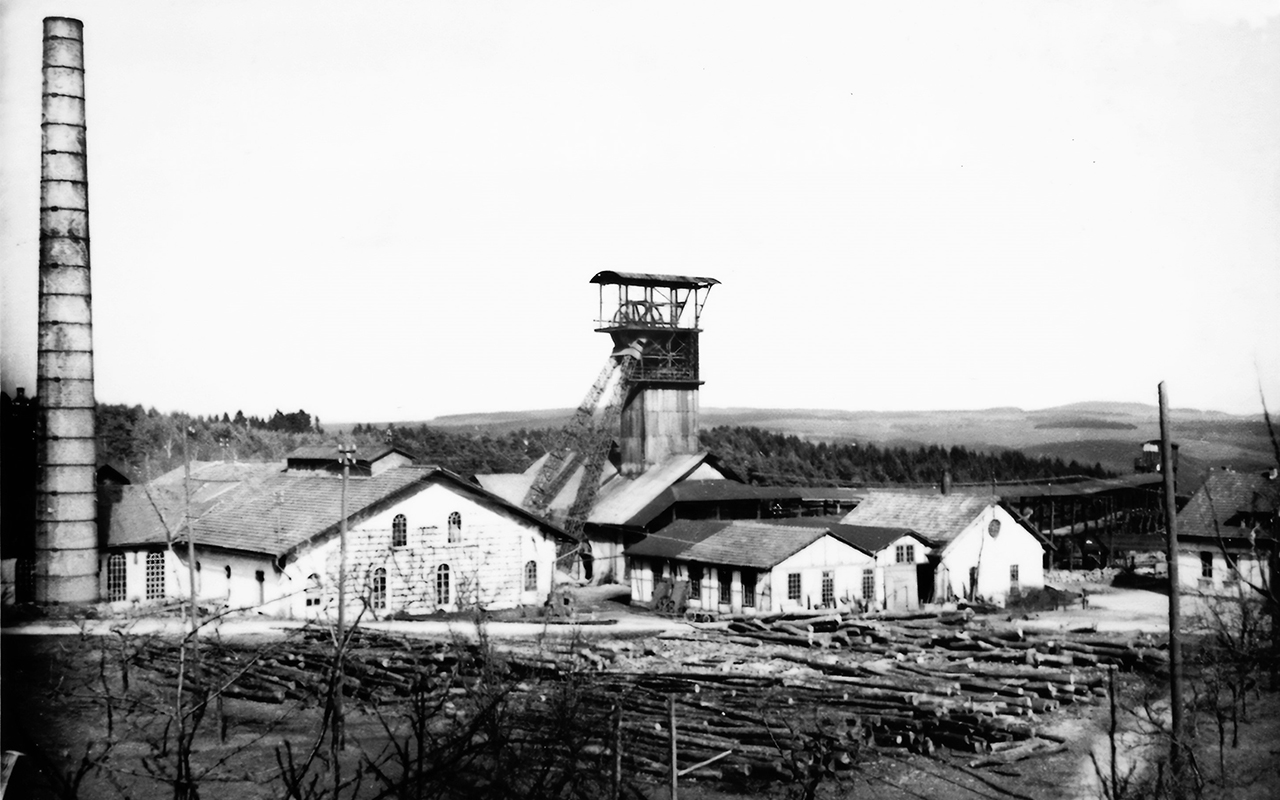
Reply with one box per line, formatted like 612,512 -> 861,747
367,403 -> 1270,479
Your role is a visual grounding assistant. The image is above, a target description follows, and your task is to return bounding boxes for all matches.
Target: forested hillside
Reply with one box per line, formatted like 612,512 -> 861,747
698,425 -> 1113,486
95,405 -> 548,480
96,407 -> 1111,487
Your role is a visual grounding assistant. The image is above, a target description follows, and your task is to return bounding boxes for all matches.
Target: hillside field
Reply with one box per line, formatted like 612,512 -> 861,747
404,402 -> 1275,478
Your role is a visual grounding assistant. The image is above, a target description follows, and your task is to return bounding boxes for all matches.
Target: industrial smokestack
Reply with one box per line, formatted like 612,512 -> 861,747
34,17 -> 98,603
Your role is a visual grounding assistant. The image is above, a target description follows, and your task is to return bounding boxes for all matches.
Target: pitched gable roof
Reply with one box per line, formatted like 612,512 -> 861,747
624,520 -> 729,559
1177,468 -> 1280,540
476,451 -> 721,528
839,491 -> 995,544
106,466 -> 569,557
765,517 -> 934,552
285,444 -> 415,463
625,519 -> 839,569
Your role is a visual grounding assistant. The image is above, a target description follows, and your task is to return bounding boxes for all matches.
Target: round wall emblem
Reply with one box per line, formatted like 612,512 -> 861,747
987,519 -> 1001,538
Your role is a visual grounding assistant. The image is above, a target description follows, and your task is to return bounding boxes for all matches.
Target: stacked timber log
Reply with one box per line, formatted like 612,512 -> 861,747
125,613 -> 1167,784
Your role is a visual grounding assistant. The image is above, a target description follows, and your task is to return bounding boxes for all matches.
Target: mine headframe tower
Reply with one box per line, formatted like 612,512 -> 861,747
522,272 -> 718,547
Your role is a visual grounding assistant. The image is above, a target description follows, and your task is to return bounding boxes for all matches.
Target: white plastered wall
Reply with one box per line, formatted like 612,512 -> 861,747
279,482 -> 560,619
936,504 -> 1045,605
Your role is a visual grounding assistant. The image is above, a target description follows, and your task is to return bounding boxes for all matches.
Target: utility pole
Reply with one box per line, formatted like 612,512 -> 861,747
183,423 -> 197,637
1159,382 -> 1184,790
333,442 -> 355,750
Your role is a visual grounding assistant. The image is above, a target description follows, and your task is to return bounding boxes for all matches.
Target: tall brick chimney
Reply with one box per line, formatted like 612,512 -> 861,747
35,17 -> 98,603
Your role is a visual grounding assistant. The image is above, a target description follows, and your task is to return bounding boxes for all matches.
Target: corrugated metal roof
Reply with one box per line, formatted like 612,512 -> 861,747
624,520 -> 729,559
590,453 -> 713,525
624,480 -> 806,529
840,491 -> 994,543
284,444 -> 412,463
965,473 -> 1165,500
590,271 -> 719,289
152,460 -> 284,484
478,452 -> 713,528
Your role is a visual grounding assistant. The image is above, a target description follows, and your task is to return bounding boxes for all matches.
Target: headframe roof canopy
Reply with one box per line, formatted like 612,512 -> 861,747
590,271 -> 720,290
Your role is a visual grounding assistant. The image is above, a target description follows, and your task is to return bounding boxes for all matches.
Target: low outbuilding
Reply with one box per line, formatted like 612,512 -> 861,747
841,492 -> 1046,605
624,518 -> 932,614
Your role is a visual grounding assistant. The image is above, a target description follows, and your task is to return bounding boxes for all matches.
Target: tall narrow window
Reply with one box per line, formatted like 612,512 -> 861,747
787,572 -> 801,601
861,569 -> 875,603
436,564 -> 451,605
1010,565 -> 1020,592
742,571 -> 756,608
689,565 -> 702,596
1200,552 -> 1214,579
392,514 -> 408,548
718,568 -> 731,605
371,567 -> 387,610
145,551 -> 165,600
524,560 -> 538,592
107,553 -> 127,602
255,570 -> 266,606
448,512 -> 462,543
821,571 -> 834,607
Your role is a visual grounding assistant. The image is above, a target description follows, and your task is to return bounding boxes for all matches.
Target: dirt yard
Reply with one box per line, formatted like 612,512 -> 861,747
3,584 -> 1277,799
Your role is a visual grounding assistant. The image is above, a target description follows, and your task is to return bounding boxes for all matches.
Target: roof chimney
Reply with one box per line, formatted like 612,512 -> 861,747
34,17 -> 98,603
940,469 -> 952,495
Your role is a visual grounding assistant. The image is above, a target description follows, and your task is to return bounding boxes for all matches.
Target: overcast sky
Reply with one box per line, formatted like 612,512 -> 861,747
2,1 -> 1278,423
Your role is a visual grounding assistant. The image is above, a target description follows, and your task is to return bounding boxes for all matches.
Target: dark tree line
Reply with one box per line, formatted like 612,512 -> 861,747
699,425 -> 1114,486
96,403 -> 1111,488
95,405 -> 550,480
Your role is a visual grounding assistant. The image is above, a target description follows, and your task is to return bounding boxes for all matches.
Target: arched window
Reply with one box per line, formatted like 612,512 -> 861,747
107,553 -> 127,602
305,573 -> 323,607
524,560 -> 538,592
436,564 -> 451,605
371,568 -> 387,611
392,514 -> 407,548
145,551 -> 165,600
447,512 -> 462,542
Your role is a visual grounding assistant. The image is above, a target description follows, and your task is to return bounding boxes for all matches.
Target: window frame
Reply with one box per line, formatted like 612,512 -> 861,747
145,551 -> 165,600
821,570 -> 835,607
107,553 -> 127,602
861,568 -> 875,603
524,560 -> 538,592
447,512 -> 462,543
371,567 -> 387,611
392,514 -> 408,548
436,564 -> 451,605
717,568 -> 731,605
305,573 -> 323,607
787,572 -> 801,602
1200,551 -> 1214,579
741,570 -> 756,608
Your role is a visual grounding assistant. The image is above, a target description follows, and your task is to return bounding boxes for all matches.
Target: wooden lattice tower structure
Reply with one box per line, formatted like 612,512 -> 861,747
592,272 -> 718,477
523,272 -> 717,549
